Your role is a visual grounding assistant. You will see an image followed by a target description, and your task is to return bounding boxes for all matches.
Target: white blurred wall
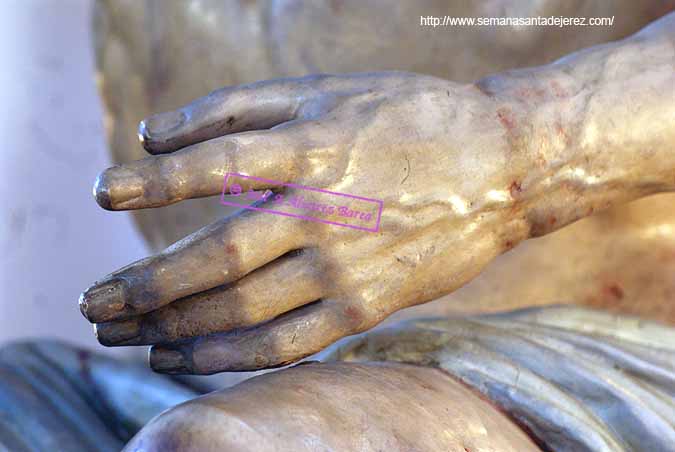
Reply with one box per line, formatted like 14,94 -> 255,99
0,0 -> 149,356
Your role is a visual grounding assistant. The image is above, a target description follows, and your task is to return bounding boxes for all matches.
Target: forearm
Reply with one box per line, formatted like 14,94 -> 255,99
476,12 -> 675,237
390,14 -> 675,308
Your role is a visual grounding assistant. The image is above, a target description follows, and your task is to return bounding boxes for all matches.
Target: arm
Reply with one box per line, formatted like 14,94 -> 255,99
475,12 -> 675,237
81,13 -> 675,374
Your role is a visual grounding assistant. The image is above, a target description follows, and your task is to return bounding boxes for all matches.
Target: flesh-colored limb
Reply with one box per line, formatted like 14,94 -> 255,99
82,13 -> 675,374
122,362 -> 541,452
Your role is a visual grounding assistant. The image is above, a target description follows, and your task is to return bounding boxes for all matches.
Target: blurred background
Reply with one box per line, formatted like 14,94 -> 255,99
0,0 -> 147,355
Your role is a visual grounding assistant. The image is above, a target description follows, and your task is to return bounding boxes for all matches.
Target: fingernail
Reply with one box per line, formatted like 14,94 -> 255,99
139,110 -> 186,142
93,166 -> 144,210
79,278 -> 128,323
150,347 -> 191,374
94,319 -> 141,346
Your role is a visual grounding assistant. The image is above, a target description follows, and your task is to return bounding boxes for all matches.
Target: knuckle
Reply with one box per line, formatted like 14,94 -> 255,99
336,301 -> 376,333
